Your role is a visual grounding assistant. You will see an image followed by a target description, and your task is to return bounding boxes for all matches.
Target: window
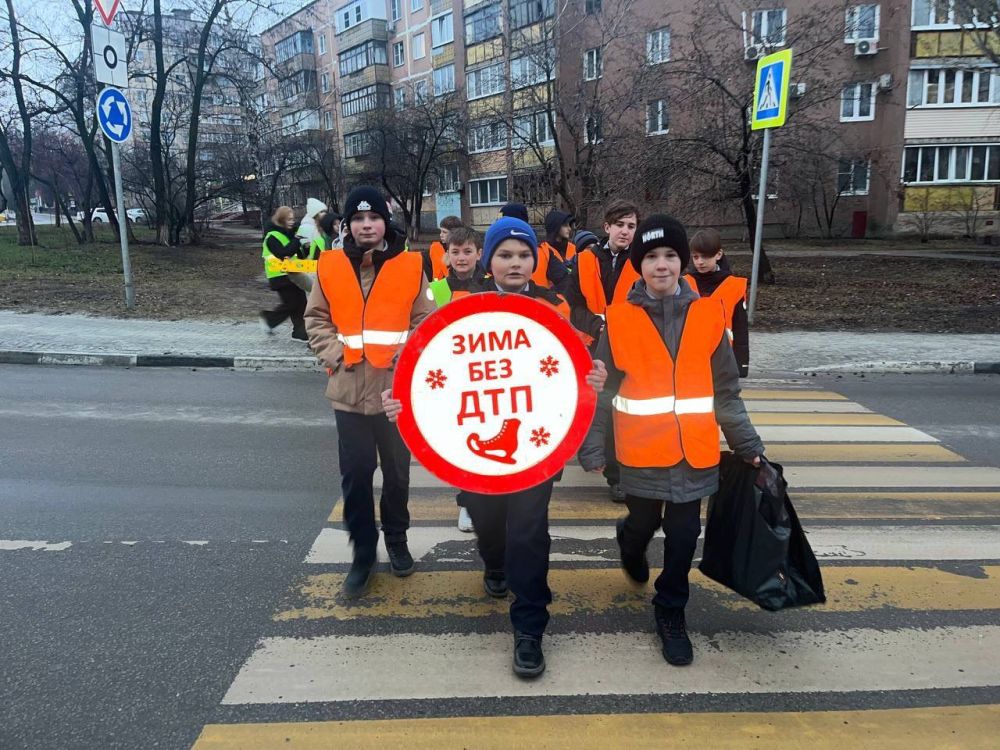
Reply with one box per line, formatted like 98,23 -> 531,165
647,27 -> 670,65
432,13 -> 454,47
278,70 -> 317,102
275,31 -> 313,63
345,131 -> 371,158
341,84 -> 391,116
465,3 -> 502,44
318,34 -> 327,54
433,64 -> 456,95
845,5 -> 879,41
586,0 -> 602,13
467,62 -> 506,100
585,112 -> 603,144
438,164 -> 461,192
841,82 -> 876,121
324,110 -> 334,130
837,158 -> 870,195
584,47 -> 603,80
394,87 -> 407,109
415,79 -> 429,102
413,33 -> 426,59
393,41 -> 405,67
646,99 -> 669,134
337,0 -> 369,33
513,111 -> 554,147
412,0 -> 423,11
908,68 -> 1000,107
469,177 -> 508,206
468,122 -> 508,153
903,144 -> 1000,183
281,110 -> 320,134
510,0 -> 554,30
911,0 -> 955,28
391,0 -> 401,22
750,8 -> 787,46
321,73 -> 330,92
339,41 -> 388,77
511,54 -> 553,88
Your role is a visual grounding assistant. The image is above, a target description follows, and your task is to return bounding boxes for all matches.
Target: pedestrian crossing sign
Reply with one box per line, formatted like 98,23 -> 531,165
751,49 -> 792,130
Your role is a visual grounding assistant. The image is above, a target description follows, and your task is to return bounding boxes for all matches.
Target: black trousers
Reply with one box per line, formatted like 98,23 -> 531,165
621,496 -> 702,609
334,410 -> 411,558
461,480 -> 554,637
263,276 -> 306,329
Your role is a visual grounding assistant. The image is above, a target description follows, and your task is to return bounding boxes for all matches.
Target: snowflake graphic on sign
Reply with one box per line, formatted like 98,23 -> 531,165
425,369 -> 447,389
529,427 -> 551,447
539,355 -> 559,377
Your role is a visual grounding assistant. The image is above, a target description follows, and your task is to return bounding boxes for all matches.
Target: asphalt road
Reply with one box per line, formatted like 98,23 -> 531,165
1,366 -> 998,748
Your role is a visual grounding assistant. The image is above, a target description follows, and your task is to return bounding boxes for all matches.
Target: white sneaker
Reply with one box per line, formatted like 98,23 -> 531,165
457,507 -> 474,533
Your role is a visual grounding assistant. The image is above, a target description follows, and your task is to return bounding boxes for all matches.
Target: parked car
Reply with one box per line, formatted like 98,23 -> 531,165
86,208 -> 146,224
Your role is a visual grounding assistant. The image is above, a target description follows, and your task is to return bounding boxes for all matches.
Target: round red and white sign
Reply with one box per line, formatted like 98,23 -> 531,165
393,292 -> 596,494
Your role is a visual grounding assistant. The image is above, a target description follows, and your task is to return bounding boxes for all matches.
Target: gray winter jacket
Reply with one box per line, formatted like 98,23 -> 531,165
578,278 -> 764,503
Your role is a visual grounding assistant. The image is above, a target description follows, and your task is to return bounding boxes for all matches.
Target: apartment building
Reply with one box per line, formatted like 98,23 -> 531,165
260,1 -> 998,237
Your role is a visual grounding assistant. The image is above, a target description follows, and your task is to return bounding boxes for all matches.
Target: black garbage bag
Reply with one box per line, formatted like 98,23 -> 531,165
699,453 -> 826,611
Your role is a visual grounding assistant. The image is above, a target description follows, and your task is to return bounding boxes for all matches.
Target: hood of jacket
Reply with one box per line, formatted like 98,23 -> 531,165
624,276 -> 699,359
544,209 -> 573,240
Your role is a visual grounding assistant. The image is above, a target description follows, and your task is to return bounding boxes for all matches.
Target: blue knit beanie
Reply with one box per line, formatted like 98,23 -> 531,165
483,217 -> 539,272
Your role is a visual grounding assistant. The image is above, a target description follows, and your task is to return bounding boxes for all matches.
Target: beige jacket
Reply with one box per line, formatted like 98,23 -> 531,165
305,252 -> 434,415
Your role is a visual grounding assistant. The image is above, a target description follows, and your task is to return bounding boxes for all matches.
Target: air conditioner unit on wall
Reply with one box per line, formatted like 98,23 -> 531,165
745,45 -> 763,62
854,39 -> 878,56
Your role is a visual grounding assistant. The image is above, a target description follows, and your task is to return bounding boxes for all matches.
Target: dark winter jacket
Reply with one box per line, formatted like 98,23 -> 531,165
688,266 -> 750,378
263,222 -> 306,260
565,240 -> 633,346
446,265 -> 490,292
578,277 -> 764,503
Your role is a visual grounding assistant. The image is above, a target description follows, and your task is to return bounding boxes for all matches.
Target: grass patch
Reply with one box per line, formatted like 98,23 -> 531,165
0,225 -> 158,276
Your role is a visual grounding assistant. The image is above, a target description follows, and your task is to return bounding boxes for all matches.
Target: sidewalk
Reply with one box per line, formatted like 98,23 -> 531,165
0,310 -> 997,374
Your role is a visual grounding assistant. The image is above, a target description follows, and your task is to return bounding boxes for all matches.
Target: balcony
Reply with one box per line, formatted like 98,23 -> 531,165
276,51 -> 316,77
337,18 -> 388,48
278,89 -> 320,112
339,63 -> 391,89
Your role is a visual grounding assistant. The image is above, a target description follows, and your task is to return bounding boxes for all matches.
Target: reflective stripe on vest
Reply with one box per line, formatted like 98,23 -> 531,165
317,249 -> 424,369
606,298 -> 725,469
430,241 -> 448,280
262,231 -> 291,279
577,250 -> 639,316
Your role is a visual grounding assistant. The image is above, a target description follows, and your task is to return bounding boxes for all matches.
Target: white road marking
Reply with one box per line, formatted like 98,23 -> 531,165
222,625 -> 1000,704
0,539 -> 72,551
305,525 -> 1000,564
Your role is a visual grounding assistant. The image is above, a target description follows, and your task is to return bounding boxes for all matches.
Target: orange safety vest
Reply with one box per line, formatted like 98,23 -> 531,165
606,298 -> 725,469
531,241 -> 576,287
577,250 -> 639,317
430,241 -> 448,280
317,249 -> 424,369
684,274 -> 747,339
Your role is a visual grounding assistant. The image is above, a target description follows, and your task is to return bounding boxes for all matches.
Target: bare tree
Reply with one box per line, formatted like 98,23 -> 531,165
952,1 -> 1000,64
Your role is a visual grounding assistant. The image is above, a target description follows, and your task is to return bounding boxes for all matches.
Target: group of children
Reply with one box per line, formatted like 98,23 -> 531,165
302,185 -> 763,679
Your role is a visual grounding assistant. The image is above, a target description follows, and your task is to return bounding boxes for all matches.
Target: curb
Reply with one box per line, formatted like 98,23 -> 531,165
0,350 -> 318,370
797,361 -> 1000,375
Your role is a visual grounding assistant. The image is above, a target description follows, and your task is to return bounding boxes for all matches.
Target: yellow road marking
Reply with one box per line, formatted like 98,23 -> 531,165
741,389 -> 847,401
274,566 -> 1000,621
194,704 -> 1000,749
749,413 -> 905,426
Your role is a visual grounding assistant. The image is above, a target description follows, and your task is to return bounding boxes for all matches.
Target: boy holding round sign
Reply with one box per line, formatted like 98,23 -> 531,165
383,216 -> 607,679
578,215 -> 764,667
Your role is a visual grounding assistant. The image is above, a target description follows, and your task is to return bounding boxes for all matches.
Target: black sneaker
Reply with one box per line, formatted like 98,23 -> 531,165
483,570 -> 509,598
654,605 -> 694,666
512,632 -> 545,678
616,518 -> 649,584
609,483 -> 626,503
342,552 -> 376,599
386,541 -> 415,577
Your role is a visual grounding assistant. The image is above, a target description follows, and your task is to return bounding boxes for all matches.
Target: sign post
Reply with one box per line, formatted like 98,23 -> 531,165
748,48 -> 792,324
96,86 -> 135,309
393,294 -> 596,494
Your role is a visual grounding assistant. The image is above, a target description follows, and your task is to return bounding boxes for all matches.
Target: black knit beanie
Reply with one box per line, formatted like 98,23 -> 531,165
343,186 -> 391,226
630,214 -> 690,272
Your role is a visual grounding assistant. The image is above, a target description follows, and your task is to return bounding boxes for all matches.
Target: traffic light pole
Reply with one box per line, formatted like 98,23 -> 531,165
747,125 -> 770,325
110,141 -> 135,309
